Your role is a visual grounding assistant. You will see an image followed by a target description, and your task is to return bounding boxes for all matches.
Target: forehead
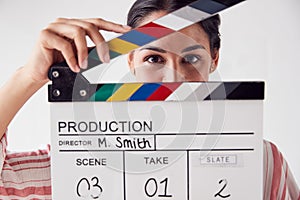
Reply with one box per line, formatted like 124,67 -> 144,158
138,12 -> 211,53
139,25 -> 210,55
179,24 -> 210,52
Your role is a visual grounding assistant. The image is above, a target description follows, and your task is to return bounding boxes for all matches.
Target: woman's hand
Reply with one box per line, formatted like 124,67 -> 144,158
24,18 -> 131,83
0,18 -> 131,137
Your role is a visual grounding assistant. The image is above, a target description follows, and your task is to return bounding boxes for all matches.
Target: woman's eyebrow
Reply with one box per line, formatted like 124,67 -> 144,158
139,46 -> 167,53
181,45 -> 206,53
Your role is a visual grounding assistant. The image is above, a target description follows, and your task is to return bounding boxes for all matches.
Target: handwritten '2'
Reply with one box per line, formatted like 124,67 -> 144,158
214,179 -> 231,199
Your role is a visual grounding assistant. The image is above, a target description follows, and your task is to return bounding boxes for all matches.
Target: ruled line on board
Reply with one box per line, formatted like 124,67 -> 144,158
58,132 -> 255,137
123,151 -> 126,200
59,148 -> 255,152
154,134 -> 157,151
187,150 -> 190,200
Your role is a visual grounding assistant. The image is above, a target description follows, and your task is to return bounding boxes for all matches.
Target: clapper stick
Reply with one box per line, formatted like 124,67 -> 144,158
48,0 -> 246,102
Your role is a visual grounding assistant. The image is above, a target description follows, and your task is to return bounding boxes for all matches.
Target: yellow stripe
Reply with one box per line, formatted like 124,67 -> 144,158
108,38 -> 139,54
107,83 -> 143,101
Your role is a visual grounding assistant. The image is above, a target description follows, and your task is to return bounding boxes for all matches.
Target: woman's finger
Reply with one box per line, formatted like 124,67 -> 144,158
56,18 -> 104,45
47,22 -> 88,69
54,18 -> 110,63
40,29 -> 80,72
45,18 -> 131,66
81,18 -> 131,33
78,18 -> 132,63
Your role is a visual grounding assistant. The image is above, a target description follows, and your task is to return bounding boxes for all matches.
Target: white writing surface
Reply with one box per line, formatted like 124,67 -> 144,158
50,100 -> 263,199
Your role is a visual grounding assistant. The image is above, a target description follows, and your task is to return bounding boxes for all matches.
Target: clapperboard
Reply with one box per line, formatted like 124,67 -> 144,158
48,0 -> 265,199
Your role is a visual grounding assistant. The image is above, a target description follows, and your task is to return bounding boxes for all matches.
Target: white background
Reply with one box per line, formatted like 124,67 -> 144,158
0,0 -> 299,185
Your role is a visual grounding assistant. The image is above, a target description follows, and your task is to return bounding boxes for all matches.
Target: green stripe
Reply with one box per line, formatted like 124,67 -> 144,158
90,84 -> 123,101
88,49 -> 121,61
109,50 -> 122,59
89,48 -> 100,61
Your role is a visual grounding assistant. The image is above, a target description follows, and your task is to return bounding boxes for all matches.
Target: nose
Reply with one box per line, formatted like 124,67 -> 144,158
162,61 -> 185,82
162,68 -> 185,82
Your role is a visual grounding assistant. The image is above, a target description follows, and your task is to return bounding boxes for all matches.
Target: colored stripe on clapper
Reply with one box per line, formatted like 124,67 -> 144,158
129,83 -> 162,101
88,82 -> 264,102
90,83 -> 182,101
90,84 -> 123,101
165,83 -> 202,101
107,83 -> 143,101
84,0 -> 244,70
146,83 -> 182,101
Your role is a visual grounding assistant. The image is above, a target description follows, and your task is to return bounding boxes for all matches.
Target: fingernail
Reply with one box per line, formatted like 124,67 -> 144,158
75,65 -> 81,73
103,52 -> 110,63
122,25 -> 131,30
96,43 -> 110,63
81,59 -> 88,69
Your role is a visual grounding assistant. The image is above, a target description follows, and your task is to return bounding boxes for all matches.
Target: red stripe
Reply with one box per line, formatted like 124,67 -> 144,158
3,164 -> 50,172
6,157 -> 50,167
270,143 -> 282,199
280,162 -> 288,200
1,133 -> 7,155
147,83 -> 181,101
263,141 -> 269,199
136,22 -> 175,38
2,132 -> 8,144
0,186 -> 51,197
6,149 -> 49,159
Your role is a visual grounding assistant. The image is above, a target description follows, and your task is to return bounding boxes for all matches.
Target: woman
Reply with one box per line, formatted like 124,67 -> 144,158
0,0 -> 299,199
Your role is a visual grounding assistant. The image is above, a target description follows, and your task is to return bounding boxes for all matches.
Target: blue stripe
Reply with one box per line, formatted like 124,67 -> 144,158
118,30 -> 157,46
189,0 -> 227,14
129,83 -> 161,100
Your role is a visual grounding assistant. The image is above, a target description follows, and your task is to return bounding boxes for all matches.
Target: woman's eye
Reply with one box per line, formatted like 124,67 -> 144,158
144,55 -> 165,64
182,55 -> 200,64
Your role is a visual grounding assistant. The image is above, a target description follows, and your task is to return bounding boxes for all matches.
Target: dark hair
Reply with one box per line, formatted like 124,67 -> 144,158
127,0 -> 221,58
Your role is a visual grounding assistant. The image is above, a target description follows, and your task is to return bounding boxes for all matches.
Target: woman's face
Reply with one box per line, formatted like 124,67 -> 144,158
128,11 -> 219,82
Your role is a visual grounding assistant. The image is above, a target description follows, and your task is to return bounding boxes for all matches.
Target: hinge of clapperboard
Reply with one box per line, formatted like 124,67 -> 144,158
48,0 -> 248,102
